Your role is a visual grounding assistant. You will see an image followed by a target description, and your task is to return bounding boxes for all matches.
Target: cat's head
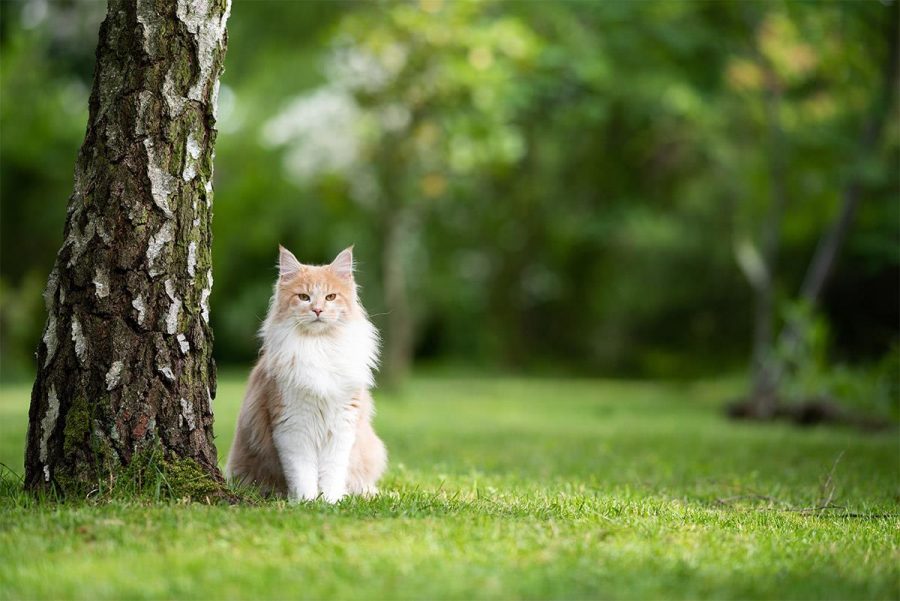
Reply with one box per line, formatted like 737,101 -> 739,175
272,245 -> 359,333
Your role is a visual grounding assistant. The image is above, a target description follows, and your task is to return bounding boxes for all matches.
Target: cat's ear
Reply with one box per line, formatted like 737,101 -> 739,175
278,245 -> 302,279
329,246 -> 354,279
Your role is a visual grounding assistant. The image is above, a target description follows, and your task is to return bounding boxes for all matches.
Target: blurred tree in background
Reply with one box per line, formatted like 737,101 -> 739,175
2,1 -> 897,414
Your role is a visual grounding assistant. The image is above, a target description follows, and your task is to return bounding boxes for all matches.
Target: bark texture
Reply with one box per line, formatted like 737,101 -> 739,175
24,0 -> 230,493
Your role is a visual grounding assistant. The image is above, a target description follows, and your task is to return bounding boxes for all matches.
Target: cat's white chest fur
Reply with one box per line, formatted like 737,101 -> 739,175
263,317 -> 378,403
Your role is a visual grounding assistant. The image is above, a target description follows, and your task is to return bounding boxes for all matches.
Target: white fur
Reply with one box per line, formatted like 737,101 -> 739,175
259,286 -> 379,503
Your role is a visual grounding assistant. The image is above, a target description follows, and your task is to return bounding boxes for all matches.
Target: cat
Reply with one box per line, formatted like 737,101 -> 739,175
225,245 -> 386,503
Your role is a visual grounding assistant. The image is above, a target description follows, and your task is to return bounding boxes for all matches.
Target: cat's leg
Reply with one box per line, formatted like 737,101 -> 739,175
318,407 -> 358,504
272,413 -> 319,502
346,389 -> 387,497
347,420 -> 387,497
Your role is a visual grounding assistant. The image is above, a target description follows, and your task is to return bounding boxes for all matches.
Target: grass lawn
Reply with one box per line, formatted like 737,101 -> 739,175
0,374 -> 897,600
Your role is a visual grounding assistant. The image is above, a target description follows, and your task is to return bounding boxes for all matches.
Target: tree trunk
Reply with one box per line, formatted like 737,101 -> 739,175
24,0 -> 230,494
381,210 -> 414,388
738,5 -> 898,419
747,85 -> 788,418
797,39 -> 898,308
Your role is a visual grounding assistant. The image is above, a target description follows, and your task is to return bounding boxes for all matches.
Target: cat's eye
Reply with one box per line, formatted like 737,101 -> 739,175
325,293 -> 336,301
297,293 -> 310,301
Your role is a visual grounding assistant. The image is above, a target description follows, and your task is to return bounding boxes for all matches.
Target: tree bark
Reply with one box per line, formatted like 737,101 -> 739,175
24,0 -> 230,494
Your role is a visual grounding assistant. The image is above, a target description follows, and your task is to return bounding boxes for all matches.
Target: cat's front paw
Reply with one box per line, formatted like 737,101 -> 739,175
321,487 -> 346,504
288,487 -> 319,504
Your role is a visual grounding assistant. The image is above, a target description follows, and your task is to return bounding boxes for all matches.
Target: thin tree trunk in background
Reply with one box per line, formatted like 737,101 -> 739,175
777,4 -> 898,350
381,210 -> 414,388
24,0 -> 230,493
798,41 -> 899,307
374,130 -> 417,389
748,84 -> 788,418
742,6 -> 898,416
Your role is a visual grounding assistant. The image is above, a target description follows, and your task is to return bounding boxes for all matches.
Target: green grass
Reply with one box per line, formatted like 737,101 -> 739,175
1,374 -> 898,600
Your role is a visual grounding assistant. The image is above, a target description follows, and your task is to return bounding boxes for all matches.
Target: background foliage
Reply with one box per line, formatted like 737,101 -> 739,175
1,1 -> 897,405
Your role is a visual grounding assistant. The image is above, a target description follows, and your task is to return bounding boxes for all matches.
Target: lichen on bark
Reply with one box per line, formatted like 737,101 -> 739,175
24,0 -> 231,497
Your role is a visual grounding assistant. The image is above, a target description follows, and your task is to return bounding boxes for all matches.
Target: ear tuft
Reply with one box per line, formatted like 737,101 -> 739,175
330,246 -> 354,279
279,245 -> 302,279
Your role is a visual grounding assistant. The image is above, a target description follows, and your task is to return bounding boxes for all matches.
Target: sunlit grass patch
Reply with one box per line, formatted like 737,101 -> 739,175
0,374 -> 897,600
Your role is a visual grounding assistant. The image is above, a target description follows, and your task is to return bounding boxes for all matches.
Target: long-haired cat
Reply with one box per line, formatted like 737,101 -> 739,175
226,246 -> 386,502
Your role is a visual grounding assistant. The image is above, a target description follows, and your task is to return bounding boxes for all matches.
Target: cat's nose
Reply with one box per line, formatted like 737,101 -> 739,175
312,308 -> 323,316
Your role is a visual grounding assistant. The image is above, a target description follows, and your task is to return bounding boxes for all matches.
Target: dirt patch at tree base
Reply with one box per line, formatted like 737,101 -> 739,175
727,396 -> 892,432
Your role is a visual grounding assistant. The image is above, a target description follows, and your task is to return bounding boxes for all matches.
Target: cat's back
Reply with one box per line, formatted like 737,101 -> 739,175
225,361 -> 286,493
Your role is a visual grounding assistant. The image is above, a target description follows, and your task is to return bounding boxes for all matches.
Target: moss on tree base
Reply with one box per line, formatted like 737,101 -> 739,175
44,441 -> 235,504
